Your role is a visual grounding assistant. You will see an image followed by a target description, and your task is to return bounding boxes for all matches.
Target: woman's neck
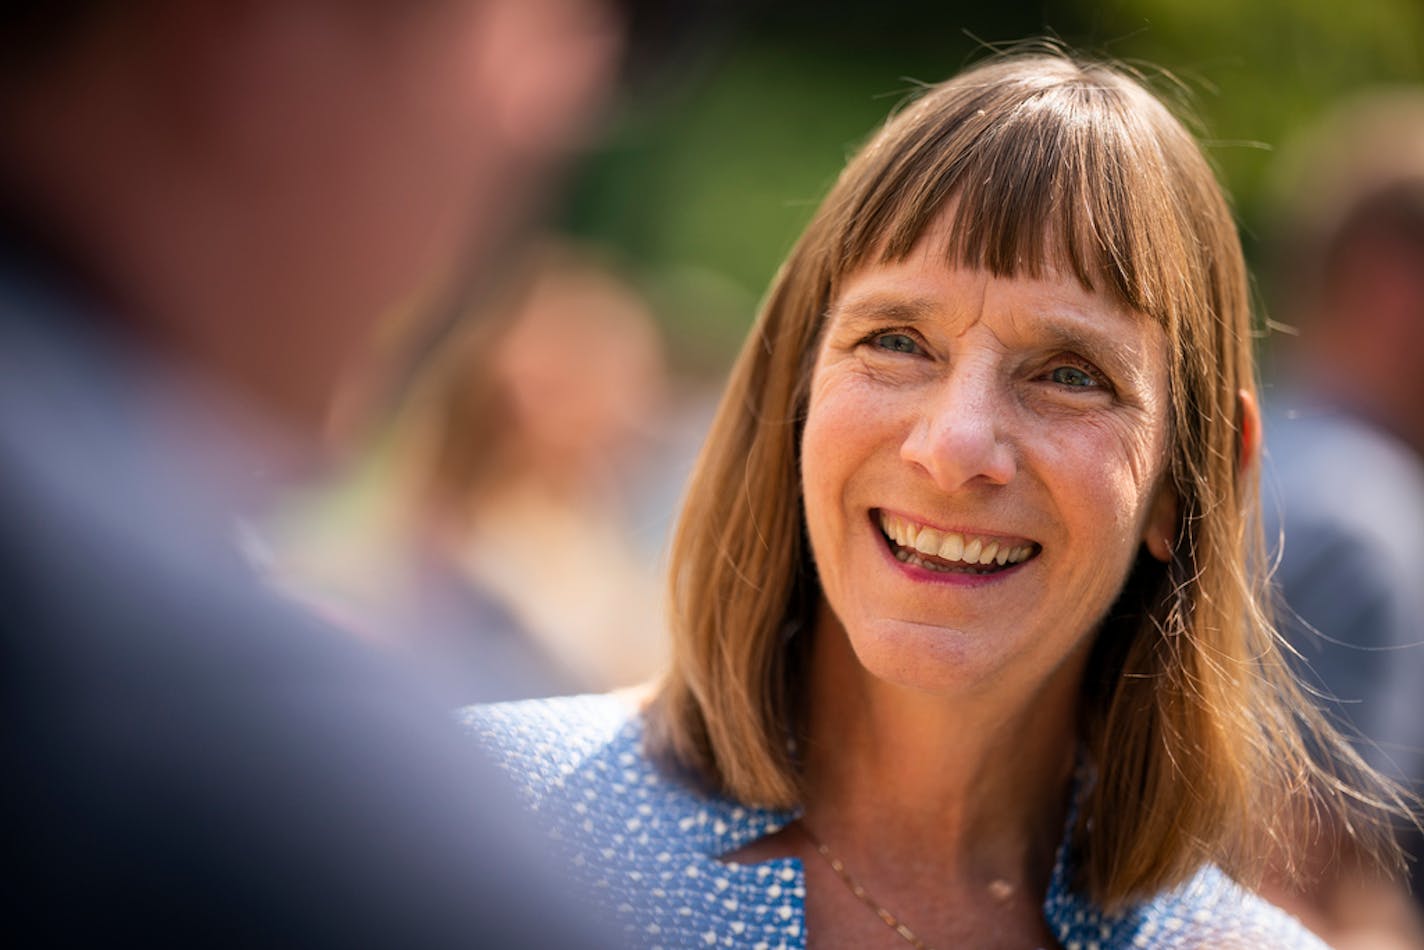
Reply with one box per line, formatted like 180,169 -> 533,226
798,609 -> 1082,897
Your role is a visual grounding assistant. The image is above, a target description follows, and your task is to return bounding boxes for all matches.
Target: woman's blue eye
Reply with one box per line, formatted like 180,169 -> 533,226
1048,365 -> 1099,388
873,333 -> 919,354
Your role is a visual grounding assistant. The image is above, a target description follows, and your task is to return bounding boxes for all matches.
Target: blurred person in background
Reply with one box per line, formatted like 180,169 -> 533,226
1260,91 -> 1424,948
456,246 -> 668,687
0,0 -> 637,944
284,241 -> 671,691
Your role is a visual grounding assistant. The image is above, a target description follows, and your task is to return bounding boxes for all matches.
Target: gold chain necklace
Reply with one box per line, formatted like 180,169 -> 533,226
798,822 -> 935,950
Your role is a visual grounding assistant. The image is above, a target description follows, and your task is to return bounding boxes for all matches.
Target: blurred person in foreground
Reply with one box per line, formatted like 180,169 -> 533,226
0,0 -> 632,944
462,49 -> 1411,948
1259,92 -> 1424,948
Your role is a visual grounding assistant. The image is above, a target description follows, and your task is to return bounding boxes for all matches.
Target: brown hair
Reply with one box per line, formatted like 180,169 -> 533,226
648,47 -> 1406,907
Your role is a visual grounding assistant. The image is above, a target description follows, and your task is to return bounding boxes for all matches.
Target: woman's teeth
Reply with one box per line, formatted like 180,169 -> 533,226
893,547 -> 1003,574
878,512 -> 1035,569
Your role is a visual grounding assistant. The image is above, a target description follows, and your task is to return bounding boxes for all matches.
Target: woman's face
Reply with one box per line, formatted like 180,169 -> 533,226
799,232 -> 1176,701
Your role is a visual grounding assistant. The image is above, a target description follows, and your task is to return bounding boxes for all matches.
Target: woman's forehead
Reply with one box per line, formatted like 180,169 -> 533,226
831,260 -> 1149,338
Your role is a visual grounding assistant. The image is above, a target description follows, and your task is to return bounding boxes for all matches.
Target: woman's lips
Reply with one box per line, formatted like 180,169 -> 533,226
875,509 -> 1040,574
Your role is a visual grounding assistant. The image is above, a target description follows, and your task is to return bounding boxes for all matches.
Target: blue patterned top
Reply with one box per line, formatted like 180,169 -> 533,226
459,693 -> 1327,949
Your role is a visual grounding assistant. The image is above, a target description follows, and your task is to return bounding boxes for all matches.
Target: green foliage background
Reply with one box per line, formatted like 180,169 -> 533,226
561,0 -> 1424,371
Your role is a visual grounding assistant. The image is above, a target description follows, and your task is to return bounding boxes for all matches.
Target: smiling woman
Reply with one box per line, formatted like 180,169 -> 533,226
462,46 -> 1408,949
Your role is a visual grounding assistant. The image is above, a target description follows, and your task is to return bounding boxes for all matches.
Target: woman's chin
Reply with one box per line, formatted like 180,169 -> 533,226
835,618 -> 1012,697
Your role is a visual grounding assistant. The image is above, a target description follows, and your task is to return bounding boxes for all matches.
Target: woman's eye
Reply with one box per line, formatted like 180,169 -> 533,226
1047,364 -> 1100,388
871,332 -> 921,354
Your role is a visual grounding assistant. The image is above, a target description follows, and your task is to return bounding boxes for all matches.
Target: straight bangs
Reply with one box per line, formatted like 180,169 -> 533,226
822,61 -> 1207,331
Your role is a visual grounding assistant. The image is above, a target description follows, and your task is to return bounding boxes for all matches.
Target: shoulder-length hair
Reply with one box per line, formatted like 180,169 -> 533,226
647,48 -> 1403,906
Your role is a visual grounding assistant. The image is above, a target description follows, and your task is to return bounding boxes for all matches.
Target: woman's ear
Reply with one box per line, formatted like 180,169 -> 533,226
1237,387 -> 1261,472
1143,479 -> 1178,563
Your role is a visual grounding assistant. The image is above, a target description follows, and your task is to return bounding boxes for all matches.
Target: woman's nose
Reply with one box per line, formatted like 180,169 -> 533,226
899,372 -> 1017,491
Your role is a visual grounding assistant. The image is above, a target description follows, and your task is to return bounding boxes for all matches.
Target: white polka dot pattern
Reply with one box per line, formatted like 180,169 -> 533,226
458,694 -> 1328,949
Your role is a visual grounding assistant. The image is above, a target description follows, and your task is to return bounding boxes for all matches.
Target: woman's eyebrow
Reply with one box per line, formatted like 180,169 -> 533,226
1030,319 -> 1148,379
825,294 -> 939,328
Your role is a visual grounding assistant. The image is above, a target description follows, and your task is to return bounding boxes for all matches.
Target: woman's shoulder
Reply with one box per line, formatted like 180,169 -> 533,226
457,690 -> 795,844
1147,865 -> 1327,949
457,692 -> 807,949
1052,862 -> 1328,950
456,691 -> 646,801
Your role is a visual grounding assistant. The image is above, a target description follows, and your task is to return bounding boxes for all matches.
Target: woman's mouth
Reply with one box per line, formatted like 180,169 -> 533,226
875,510 -> 1039,576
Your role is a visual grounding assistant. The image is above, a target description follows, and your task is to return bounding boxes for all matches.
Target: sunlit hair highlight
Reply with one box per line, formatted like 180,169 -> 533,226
648,47 -> 1407,907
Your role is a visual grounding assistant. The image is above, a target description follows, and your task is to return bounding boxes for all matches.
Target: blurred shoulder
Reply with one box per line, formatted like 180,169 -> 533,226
1264,401 -> 1424,529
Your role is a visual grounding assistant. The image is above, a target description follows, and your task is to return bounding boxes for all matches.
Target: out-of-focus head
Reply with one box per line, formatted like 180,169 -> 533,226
1266,91 -> 1424,452
493,253 -> 665,478
652,49 -> 1304,907
401,243 -> 667,525
0,0 -> 626,439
